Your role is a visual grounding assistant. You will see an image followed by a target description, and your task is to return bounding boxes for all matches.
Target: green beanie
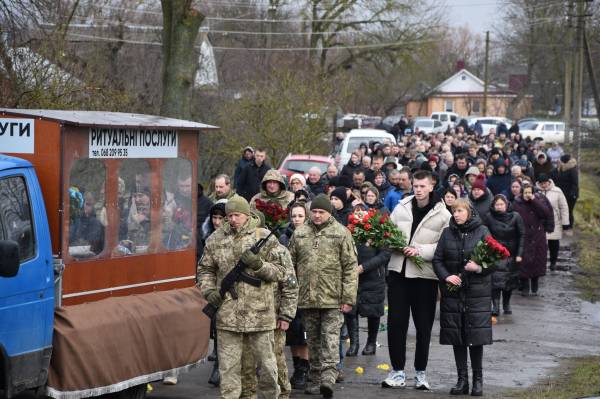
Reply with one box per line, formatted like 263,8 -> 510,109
310,194 -> 333,213
225,195 -> 251,216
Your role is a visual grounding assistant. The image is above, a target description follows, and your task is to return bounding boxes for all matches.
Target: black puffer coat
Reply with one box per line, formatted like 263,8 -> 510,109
484,206 -> 525,291
469,188 -> 493,222
433,213 -> 494,347
356,244 -> 391,317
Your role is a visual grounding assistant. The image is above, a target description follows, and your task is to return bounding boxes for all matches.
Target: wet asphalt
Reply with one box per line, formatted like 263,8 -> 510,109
149,236 -> 600,398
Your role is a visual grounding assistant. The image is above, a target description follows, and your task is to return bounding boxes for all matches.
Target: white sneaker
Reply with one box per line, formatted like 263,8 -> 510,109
381,370 -> 406,388
415,370 -> 430,390
163,376 -> 178,385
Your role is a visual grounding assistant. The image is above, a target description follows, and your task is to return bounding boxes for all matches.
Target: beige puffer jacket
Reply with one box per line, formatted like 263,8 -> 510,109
388,195 -> 451,280
536,180 -> 569,240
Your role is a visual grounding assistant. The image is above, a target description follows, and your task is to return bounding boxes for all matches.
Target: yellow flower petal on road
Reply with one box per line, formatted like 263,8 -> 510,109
146,384 -> 153,392
376,363 -> 390,371
384,305 -> 389,311
355,366 -> 364,374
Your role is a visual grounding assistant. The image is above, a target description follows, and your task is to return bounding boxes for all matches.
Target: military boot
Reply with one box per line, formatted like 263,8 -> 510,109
320,383 -> 334,398
304,385 -> 321,395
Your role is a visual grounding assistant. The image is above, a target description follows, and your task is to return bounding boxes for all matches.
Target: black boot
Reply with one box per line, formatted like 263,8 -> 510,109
471,369 -> 483,396
290,358 -> 309,389
450,369 -> 469,395
491,298 -> 499,316
345,316 -> 359,357
361,341 -> 376,355
362,317 -> 379,355
208,360 -> 220,387
502,290 -> 512,315
549,261 -> 557,271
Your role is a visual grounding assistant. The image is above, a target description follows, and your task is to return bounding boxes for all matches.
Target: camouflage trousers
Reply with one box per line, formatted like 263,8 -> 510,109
217,329 -> 279,399
302,308 -> 344,386
240,329 -> 291,399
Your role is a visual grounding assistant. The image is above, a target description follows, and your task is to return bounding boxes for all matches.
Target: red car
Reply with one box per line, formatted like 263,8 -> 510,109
278,154 -> 333,180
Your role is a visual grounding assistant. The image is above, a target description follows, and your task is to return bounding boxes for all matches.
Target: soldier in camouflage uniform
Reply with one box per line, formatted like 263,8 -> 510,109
288,194 -> 358,398
249,169 -> 295,209
240,243 -> 298,399
198,195 -> 285,399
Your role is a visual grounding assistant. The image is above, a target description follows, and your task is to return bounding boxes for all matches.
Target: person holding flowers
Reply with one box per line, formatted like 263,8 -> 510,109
432,198 -> 499,396
382,170 -> 451,390
250,169 -> 295,211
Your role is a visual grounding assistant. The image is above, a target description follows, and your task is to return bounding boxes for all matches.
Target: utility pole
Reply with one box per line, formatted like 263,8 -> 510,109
572,0 -> 585,164
483,30 -> 490,116
564,0 -> 574,144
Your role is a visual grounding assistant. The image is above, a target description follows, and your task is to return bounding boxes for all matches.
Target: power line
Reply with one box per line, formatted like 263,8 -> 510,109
65,31 -> 439,51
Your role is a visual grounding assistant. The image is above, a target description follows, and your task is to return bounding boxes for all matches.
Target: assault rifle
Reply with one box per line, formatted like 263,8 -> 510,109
202,226 -> 278,318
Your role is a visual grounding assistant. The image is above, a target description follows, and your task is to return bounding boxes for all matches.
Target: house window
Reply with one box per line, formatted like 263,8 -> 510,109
445,100 -> 454,112
461,75 -> 466,80
472,100 -> 481,113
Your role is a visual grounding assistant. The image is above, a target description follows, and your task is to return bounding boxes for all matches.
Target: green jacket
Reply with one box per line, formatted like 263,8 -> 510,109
272,243 -> 298,322
289,217 -> 358,309
198,214 -> 284,332
249,169 -> 295,209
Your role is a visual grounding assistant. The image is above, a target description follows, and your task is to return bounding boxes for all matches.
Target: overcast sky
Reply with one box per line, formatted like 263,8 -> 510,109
446,0 -> 498,36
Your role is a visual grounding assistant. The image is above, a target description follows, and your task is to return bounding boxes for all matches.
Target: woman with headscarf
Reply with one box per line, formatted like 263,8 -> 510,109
484,195 -> 525,316
433,198 -> 495,396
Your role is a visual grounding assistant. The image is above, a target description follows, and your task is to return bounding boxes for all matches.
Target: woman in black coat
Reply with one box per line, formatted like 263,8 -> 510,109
512,185 -> 553,296
345,240 -> 391,357
433,198 -> 495,396
485,195 -> 525,316
330,186 -> 352,226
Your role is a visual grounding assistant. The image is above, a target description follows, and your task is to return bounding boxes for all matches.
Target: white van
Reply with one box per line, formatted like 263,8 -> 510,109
431,112 -> 459,130
336,129 -> 396,168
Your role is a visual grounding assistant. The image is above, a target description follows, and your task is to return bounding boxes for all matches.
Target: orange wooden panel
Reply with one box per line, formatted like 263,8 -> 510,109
0,116 -> 62,254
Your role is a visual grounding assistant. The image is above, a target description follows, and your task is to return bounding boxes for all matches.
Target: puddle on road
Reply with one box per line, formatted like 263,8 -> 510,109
580,301 -> 600,323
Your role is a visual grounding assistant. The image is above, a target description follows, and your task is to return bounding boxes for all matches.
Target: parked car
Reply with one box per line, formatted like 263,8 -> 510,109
412,118 -> 444,135
430,112 -> 459,131
278,154 -> 333,180
336,128 -> 396,168
519,120 -> 571,143
467,116 -> 513,135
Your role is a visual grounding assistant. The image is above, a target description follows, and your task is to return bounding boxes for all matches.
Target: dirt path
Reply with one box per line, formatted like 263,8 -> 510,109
150,236 -> 600,398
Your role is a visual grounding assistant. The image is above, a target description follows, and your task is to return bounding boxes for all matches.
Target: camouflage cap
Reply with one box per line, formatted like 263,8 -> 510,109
225,195 -> 251,215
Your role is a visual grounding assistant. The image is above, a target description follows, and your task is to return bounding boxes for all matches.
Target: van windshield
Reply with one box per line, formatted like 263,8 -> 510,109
346,137 -> 389,153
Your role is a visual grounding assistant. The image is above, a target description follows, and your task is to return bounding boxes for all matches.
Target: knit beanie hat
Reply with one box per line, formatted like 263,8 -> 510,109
330,187 -> 349,208
472,174 -> 486,191
225,195 -> 251,215
289,173 -> 306,187
560,154 -> 571,164
310,194 -> 333,213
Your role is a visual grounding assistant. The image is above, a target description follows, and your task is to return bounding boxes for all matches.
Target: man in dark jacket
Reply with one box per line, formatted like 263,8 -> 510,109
445,154 -> 470,184
551,154 -> 578,231
233,146 -> 255,189
237,148 -> 271,202
486,159 -> 512,197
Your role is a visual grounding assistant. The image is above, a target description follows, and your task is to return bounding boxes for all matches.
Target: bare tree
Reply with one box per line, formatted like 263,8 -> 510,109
160,0 -> 204,119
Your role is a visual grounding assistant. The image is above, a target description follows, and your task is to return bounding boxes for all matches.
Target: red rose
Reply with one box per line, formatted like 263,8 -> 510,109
349,214 -> 355,223
362,215 -> 369,223
384,231 -> 391,238
379,215 -> 388,224
364,223 -> 372,231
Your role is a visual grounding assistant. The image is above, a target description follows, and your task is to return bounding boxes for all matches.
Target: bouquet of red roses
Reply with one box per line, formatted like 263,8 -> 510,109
348,208 -> 425,270
447,235 -> 510,292
254,199 -> 288,230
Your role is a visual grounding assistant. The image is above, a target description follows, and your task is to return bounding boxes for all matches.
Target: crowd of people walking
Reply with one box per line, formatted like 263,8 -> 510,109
190,120 -> 578,398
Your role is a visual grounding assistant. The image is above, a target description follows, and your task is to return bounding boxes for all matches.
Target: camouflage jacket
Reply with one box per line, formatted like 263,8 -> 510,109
289,217 -> 358,309
198,214 -> 284,332
249,169 -> 295,209
272,243 -> 298,322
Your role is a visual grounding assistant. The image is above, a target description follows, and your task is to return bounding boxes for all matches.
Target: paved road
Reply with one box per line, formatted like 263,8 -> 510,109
149,237 -> 600,398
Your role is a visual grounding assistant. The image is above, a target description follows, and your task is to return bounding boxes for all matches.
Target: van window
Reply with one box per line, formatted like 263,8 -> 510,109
543,124 -> 555,131
68,159 -> 106,259
162,159 -> 193,251
556,123 -> 565,131
440,114 -> 448,122
431,114 -> 439,120
450,115 -> 457,122
0,176 -> 35,261
346,137 -> 386,153
117,159 -> 154,256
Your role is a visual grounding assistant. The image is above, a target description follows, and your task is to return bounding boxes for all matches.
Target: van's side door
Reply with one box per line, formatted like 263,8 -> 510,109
0,168 -> 54,396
